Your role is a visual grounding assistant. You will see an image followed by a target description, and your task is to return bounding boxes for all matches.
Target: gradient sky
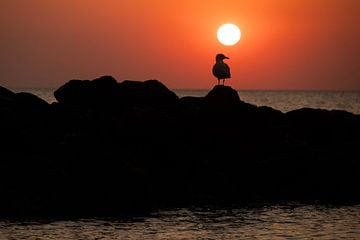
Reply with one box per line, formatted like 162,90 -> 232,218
1,0 -> 359,90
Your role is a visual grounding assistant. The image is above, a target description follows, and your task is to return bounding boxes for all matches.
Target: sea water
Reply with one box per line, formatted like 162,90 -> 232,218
15,88 -> 360,114
1,204 -> 360,239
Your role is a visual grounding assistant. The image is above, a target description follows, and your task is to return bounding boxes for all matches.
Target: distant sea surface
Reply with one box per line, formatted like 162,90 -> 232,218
15,88 -> 360,114
1,204 -> 360,239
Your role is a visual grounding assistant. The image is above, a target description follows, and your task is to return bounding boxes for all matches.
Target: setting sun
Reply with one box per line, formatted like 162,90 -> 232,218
217,23 -> 241,46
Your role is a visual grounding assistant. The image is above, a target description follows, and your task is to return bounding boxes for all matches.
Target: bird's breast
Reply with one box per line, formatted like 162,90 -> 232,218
212,62 -> 231,79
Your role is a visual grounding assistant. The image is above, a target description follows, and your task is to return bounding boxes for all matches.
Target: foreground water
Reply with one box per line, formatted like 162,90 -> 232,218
15,88 -> 360,114
1,204 -> 359,239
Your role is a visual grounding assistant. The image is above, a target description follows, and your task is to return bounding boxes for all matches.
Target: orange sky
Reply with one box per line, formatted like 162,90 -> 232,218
1,0 -> 359,90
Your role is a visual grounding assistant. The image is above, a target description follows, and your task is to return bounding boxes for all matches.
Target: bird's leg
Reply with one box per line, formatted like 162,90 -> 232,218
222,79 -> 225,85
218,79 -> 220,85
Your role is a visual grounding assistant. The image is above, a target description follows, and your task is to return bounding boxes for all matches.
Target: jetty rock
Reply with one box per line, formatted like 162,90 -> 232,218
0,86 -> 49,112
205,85 -> 241,106
0,85 -> 17,102
54,75 -> 179,109
0,76 -> 359,216
54,75 -> 119,106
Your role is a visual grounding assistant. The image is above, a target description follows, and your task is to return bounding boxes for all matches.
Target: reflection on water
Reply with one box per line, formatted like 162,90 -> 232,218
1,204 -> 360,239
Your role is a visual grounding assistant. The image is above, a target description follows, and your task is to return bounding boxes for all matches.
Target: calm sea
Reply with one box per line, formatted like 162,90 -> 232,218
15,88 -> 360,114
1,204 -> 360,239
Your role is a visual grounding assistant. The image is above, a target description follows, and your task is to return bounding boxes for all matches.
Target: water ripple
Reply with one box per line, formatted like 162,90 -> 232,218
1,204 -> 360,239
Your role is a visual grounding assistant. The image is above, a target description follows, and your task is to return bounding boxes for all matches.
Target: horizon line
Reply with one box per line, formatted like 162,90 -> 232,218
6,86 -> 360,92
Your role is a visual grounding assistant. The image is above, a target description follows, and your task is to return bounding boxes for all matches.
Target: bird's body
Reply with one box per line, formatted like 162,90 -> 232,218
212,54 -> 231,85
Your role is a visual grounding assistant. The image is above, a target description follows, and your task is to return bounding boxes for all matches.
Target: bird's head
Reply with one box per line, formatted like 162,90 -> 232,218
216,53 -> 229,61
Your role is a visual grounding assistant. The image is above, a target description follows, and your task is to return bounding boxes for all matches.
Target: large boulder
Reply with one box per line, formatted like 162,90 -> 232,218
54,75 -> 119,107
0,86 -> 16,100
178,96 -> 204,111
285,107 -> 359,144
15,92 -> 49,111
54,76 -> 179,109
0,86 -> 49,111
0,86 -> 17,107
204,85 -> 240,107
118,79 -> 179,108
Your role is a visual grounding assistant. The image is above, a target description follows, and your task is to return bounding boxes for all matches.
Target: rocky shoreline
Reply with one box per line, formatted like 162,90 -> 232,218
1,75 -> 359,217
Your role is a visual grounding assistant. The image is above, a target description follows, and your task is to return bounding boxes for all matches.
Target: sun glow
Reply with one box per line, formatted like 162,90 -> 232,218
217,23 -> 241,46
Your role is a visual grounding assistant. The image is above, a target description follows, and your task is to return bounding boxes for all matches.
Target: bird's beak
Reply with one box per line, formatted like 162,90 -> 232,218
224,56 -> 229,59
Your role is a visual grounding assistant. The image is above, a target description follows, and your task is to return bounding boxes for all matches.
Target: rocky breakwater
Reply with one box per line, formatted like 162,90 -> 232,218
0,75 -> 359,217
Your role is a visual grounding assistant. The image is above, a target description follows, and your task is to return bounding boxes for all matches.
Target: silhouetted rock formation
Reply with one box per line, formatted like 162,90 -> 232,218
0,75 -> 359,217
205,85 -> 240,106
16,92 -> 49,111
54,75 -> 178,109
0,86 -> 49,112
0,86 -> 16,102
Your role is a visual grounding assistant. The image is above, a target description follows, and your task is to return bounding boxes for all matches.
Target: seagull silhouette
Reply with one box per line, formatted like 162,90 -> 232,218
212,54 -> 231,85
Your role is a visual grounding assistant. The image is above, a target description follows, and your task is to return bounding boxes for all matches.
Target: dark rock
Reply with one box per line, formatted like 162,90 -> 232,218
256,105 -> 284,120
0,86 -> 16,107
286,107 -> 355,122
1,78 -> 360,217
0,86 -> 49,113
54,75 -> 119,107
0,86 -> 16,100
15,92 -> 49,111
117,79 -> 179,108
54,76 -> 178,109
178,96 -> 204,111
285,107 -> 359,146
204,85 -> 240,107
